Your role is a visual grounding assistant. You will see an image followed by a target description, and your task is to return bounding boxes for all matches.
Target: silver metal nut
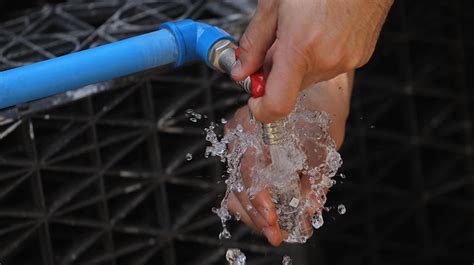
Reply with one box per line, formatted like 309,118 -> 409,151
208,39 -> 237,73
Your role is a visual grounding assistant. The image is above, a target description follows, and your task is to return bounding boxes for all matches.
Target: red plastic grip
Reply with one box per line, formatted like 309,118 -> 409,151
235,47 -> 266,98
249,71 -> 265,98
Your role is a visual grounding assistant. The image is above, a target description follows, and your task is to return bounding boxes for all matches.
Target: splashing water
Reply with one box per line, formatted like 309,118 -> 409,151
225,249 -> 292,265
185,153 -> 193,161
226,249 -> 246,265
205,93 -> 343,241
185,109 -> 204,123
282,255 -> 293,265
337,204 -> 346,215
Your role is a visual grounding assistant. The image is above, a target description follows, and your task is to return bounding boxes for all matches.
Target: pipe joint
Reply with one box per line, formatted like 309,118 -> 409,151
160,19 -> 235,68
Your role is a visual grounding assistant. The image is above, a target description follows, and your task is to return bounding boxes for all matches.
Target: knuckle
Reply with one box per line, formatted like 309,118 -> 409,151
283,44 -> 311,73
320,47 -> 345,70
234,106 -> 248,120
358,54 -> 372,67
321,55 -> 341,70
349,55 -> 364,70
263,100 -> 293,119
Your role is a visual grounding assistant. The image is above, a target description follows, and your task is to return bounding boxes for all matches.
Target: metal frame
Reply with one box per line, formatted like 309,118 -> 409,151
0,0 -> 473,265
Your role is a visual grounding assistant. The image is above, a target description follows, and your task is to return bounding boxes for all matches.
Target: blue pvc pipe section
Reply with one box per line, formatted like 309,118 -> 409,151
0,19 -> 234,109
0,30 -> 177,109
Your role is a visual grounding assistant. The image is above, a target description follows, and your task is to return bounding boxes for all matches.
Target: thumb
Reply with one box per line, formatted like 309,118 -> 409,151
249,46 -> 305,123
232,0 -> 278,80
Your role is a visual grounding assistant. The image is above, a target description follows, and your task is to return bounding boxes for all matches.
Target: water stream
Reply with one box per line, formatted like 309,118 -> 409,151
204,93 -> 343,243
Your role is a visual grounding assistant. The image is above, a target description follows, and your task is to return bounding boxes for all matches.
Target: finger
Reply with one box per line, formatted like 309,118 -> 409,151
239,149 -> 282,246
250,188 -> 278,226
301,175 -> 328,217
251,188 -> 283,246
240,149 -> 275,225
301,175 -> 319,217
232,0 -> 278,80
227,192 -> 258,230
248,45 -> 305,123
230,190 -> 283,247
262,225 -> 283,247
234,189 -> 270,230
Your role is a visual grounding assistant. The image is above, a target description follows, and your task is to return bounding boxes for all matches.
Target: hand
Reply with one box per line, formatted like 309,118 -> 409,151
232,0 -> 392,123
226,72 -> 353,246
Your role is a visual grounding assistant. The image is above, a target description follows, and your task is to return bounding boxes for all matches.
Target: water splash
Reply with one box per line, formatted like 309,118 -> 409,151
282,255 -> 293,265
205,93 -> 342,241
226,249 -> 246,265
185,108 -> 204,123
337,204 -> 346,215
185,153 -> 193,161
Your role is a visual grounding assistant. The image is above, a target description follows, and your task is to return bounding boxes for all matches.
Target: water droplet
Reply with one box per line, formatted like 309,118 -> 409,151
282,255 -> 293,265
221,118 -> 228,124
339,173 -> 346,179
234,212 -> 241,221
312,213 -> 324,229
370,125 -> 375,129
236,124 -> 243,132
289,198 -> 299,208
185,109 -> 193,114
185,153 -> 193,161
226,249 -> 246,265
190,117 -> 197,122
338,204 -> 346,215
219,228 -> 231,240
195,113 -> 202,119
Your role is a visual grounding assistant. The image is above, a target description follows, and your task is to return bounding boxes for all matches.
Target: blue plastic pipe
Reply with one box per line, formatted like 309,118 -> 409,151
0,19 -> 234,109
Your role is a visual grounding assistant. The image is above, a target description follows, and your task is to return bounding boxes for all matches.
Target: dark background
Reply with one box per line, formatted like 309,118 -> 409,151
0,1 -> 473,265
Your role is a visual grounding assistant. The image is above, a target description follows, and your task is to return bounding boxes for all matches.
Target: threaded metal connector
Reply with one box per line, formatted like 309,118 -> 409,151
209,39 -> 254,95
261,120 -> 287,145
235,77 -> 252,95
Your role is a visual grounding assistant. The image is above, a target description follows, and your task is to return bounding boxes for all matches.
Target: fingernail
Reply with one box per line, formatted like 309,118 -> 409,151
231,60 -> 243,79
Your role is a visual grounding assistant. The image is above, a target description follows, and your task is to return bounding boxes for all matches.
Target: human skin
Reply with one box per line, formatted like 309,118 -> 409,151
226,71 -> 353,246
232,0 -> 393,124
226,0 -> 392,246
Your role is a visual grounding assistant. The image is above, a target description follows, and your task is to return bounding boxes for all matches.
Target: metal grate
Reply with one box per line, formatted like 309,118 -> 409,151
0,1 -> 473,265
321,1 -> 474,264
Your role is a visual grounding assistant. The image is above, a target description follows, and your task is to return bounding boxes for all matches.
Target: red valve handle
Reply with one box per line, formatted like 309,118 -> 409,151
235,47 -> 266,98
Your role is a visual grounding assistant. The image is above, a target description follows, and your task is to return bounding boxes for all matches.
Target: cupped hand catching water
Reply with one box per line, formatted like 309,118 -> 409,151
225,71 -> 353,246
